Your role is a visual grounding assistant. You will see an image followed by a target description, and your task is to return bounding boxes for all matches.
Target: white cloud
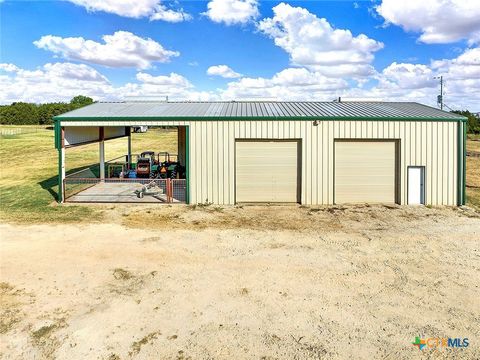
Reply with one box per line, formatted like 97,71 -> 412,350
348,47 -> 480,109
149,3 -> 192,22
431,47 -> 480,80
257,3 -> 383,77
0,63 -> 20,72
376,0 -> 480,44
0,63 -> 215,104
136,72 -> 193,88
207,65 -> 242,78
1,47 -> 479,109
34,31 -> 179,69
67,0 -> 191,22
120,73 -> 215,101
0,62 -> 111,104
220,47 -> 480,108
43,62 -> 109,82
379,62 -> 436,89
221,67 -> 348,100
203,0 -> 259,25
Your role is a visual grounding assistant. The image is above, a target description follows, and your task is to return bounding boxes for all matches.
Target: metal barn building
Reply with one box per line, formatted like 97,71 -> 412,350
54,101 -> 467,206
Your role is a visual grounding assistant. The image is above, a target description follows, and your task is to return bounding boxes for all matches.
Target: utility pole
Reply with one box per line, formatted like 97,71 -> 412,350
435,76 -> 444,110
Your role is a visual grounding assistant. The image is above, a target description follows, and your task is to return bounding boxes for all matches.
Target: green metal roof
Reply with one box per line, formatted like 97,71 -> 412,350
54,101 -> 466,121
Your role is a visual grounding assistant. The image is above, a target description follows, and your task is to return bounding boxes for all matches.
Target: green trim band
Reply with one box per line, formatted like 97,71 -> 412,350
457,121 -> 467,206
54,116 -> 467,122
54,118 -> 60,150
457,122 -> 462,206
58,147 -> 62,203
56,120 -> 63,203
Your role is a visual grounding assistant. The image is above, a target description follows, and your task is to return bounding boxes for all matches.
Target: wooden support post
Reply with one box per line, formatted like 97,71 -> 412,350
167,178 -> 172,203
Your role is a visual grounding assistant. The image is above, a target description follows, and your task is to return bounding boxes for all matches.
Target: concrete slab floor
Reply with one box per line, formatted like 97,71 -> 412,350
66,182 -> 177,203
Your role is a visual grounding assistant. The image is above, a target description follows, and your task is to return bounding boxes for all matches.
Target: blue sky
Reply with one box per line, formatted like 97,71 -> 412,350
1,0 -> 479,109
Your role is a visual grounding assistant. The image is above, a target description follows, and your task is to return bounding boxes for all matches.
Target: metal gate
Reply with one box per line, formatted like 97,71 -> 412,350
64,177 -> 186,203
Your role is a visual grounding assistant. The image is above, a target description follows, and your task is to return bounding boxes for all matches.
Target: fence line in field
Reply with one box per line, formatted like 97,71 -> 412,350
0,127 -> 49,136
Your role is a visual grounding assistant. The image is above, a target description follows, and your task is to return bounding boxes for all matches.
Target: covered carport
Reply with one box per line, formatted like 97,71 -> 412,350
55,123 -> 188,203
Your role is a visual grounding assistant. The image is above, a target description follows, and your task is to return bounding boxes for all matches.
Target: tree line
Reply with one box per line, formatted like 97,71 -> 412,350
0,96 -> 478,133
451,110 -> 480,134
0,96 -> 93,125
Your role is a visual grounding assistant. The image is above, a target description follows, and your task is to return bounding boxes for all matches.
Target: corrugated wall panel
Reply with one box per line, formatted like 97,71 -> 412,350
206,121 -> 213,203
426,122 -> 432,204
218,122 -> 225,205
211,121 -> 219,204
64,127 -> 98,146
228,122 -> 235,204
320,122 -> 326,204
328,121 -> 335,204
403,122 -> 410,204
432,124 -> 439,205
104,126 -> 127,140
312,122 -> 319,204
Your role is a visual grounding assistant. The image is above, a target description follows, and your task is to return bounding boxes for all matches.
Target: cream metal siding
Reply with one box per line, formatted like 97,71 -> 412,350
104,126 -> 127,139
64,126 -> 98,146
61,120 -> 459,206
335,141 -> 396,204
64,126 -> 127,146
235,141 -> 299,202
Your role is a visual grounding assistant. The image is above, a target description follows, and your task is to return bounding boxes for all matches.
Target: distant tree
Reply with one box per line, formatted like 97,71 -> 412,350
38,103 -> 73,125
70,95 -> 94,107
0,95 -> 95,125
0,102 -> 39,125
451,110 -> 480,134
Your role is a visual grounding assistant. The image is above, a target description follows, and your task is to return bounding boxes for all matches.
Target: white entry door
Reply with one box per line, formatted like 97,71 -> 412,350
408,167 -> 425,205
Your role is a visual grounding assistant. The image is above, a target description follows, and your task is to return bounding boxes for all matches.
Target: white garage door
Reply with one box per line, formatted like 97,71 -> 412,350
236,141 -> 299,203
335,141 -> 396,204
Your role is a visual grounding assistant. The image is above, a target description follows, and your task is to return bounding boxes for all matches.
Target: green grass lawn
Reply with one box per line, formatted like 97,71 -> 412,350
1,126 -> 479,224
466,134 -> 480,210
0,126 -> 177,223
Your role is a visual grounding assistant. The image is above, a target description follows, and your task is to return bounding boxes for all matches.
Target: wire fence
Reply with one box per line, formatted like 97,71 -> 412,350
64,178 -> 186,203
0,126 -> 50,136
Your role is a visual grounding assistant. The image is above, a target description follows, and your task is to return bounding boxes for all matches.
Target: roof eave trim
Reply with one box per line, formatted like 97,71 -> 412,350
54,115 -> 467,122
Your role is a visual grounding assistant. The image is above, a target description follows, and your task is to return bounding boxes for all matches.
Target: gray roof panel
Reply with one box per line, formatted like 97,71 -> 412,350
55,101 -> 466,120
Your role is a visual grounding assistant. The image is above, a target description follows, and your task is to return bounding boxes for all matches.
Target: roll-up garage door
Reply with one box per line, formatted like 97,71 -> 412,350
335,141 -> 396,204
235,141 -> 299,203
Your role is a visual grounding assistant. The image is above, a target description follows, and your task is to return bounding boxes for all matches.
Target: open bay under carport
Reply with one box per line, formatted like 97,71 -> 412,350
59,124 -> 188,203
54,101 -> 467,206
